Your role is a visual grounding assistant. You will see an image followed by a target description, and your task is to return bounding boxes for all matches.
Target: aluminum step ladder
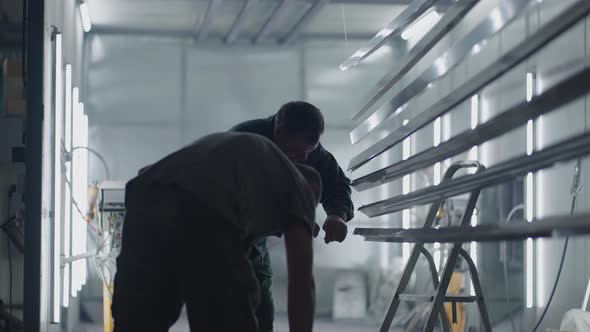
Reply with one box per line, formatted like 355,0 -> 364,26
380,161 -> 492,332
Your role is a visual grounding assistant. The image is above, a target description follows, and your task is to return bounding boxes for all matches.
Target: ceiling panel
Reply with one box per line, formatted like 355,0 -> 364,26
87,0 -> 202,32
207,0 -> 247,38
303,3 -> 406,35
87,0 -> 409,43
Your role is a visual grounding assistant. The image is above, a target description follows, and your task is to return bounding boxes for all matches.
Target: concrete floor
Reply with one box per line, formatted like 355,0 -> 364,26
78,303 -> 521,332
80,311 -> 394,332
80,312 -> 525,332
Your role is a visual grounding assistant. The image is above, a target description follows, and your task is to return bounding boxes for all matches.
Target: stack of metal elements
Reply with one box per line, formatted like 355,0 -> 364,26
340,0 -> 590,330
343,0 -> 590,249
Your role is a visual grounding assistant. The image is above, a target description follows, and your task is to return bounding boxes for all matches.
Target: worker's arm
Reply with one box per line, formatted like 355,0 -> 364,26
284,220 -> 315,332
310,144 -> 354,222
308,145 -> 353,243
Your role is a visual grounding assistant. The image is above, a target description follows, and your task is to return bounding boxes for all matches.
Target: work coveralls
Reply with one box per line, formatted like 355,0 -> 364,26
232,116 -> 354,332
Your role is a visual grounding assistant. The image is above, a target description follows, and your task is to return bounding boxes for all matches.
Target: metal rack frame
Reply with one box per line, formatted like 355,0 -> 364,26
353,67 -> 590,191
349,0 -> 479,120
349,0 -> 536,144
378,161 -> 492,332
348,0 -> 590,171
344,1 -> 590,331
354,213 -> 590,243
339,0 -> 437,72
359,130 -> 590,217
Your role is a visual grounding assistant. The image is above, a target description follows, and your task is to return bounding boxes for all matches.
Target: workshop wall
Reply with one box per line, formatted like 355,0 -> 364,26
84,33 -> 402,319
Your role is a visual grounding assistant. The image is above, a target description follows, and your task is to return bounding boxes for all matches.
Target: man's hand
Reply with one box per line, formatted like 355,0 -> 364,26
322,215 -> 347,243
313,222 -> 321,238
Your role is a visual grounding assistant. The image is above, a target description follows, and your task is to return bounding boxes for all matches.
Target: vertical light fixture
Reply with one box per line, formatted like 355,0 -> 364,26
469,94 -> 479,296
72,96 -> 89,293
536,115 -> 545,306
526,71 -> 536,308
442,115 -> 452,171
81,108 -> 89,287
402,119 -> 411,264
52,32 -> 63,324
62,64 -> 72,308
71,87 -> 81,297
80,1 -> 92,33
469,95 -> 479,162
526,72 -> 535,102
433,117 -> 442,185
470,209 -> 478,296
433,117 -> 442,270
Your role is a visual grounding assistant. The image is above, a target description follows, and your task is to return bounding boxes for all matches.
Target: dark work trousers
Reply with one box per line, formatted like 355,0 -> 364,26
112,179 -> 259,332
250,238 -> 274,332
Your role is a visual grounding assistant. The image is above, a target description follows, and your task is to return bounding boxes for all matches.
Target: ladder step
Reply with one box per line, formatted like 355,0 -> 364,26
399,294 -> 479,303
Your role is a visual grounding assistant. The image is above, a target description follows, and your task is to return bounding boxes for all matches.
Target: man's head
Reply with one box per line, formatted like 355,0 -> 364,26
273,101 -> 325,162
295,163 -> 322,206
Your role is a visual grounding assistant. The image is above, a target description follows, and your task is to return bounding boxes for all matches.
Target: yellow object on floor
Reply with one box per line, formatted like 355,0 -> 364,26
104,284 -> 114,332
444,272 -> 466,332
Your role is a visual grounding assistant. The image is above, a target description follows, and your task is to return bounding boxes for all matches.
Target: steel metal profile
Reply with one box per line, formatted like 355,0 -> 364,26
352,67 -> 590,191
354,213 -> 590,243
359,130 -> 590,217
339,0 -> 436,72
348,0 -> 590,171
349,0 -> 535,145
350,0 -> 479,121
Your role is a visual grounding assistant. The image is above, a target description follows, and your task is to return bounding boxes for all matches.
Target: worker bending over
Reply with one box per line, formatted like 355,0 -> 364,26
112,132 -> 320,332
231,101 -> 354,331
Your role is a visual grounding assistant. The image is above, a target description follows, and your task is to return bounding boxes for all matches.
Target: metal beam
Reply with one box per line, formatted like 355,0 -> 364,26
225,0 -> 256,44
352,67 -> 590,191
196,0 -> 223,42
280,0 -> 330,45
348,0 -> 590,172
358,129 -> 590,217
91,26 -> 377,42
24,0 -> 44,329
349,0 -> 535,144
339,0 -> 437,71
347,0 -> 478,107
254,0 -> 291,44
354,214 -> 590,243
340,0 -> 414,4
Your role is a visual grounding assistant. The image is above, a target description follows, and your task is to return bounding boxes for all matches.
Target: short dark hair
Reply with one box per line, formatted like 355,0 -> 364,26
295,163 -> 322,205
275,101 -> 325,144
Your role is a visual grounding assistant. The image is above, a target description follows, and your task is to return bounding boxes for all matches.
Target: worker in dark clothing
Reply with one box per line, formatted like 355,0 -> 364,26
231,101 -> 354,332
112,133 -> 321,332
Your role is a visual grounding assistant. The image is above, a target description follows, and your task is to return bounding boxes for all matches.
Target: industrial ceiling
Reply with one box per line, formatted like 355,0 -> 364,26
87,0 -> 411,43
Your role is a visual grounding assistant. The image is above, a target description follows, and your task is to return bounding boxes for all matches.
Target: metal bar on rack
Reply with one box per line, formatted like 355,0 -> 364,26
348,0 -> 590,171
354,213 -> 590,243
350,0 -> 478,120
339,0 -> 436,72
349,0 -> 536,145
61,251 -> 95,265
280,0 -> 330,45
353,68 -> 590,188
352,67 -> 590,191
359,131 -> 590,217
